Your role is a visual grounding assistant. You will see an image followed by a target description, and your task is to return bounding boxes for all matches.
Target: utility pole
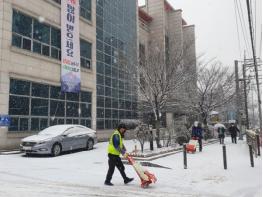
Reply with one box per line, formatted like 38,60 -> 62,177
235,60 -> 242,139
251,85 -> 256,126
246,0 -> 262,131
243,57 -> 249,129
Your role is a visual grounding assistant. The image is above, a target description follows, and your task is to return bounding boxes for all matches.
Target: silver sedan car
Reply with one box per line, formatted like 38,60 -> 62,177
20,124 -> 97,156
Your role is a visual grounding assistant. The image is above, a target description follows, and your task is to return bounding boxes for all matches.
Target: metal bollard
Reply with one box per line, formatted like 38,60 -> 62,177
222,144 -> 227,170
183,144 -> 187,169
256,135 -> 261,156
150,131 -> 154,151
249,145 -> 254,167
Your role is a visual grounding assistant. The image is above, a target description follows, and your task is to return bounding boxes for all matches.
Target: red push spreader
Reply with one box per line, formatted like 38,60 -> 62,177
186,139 -> 198,153
127,155 -> 157,188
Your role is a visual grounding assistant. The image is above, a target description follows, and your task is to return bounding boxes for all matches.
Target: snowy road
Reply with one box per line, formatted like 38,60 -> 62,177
0,137 -> 261,197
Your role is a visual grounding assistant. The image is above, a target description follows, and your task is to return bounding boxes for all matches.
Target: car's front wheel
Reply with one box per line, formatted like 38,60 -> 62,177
86,139 -> 94,150
51,143 -> 61,156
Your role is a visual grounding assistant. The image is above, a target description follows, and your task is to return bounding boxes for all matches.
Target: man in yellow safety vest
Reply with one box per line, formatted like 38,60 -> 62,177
104,123 -> 134,186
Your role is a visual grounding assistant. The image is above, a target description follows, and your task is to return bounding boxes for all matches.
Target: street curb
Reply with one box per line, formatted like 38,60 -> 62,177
0,150 -> 22,155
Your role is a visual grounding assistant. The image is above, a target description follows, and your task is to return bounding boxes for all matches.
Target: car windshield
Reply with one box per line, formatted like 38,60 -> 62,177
38,125 -> 68,136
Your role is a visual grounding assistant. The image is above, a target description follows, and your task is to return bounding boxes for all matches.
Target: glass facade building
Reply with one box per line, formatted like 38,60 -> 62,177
96,0 -> 138,129
3,0 -> 138,132
9,79 -> 92,132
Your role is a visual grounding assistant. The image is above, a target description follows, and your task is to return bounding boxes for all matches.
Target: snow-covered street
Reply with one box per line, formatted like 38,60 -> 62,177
0,137 -> 261,197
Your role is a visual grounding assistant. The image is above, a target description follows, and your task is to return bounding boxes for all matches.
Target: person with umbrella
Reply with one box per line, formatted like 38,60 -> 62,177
214,122 -> 226,144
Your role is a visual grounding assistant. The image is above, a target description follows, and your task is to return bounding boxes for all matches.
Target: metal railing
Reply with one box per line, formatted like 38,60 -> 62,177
246,129 -> 261,157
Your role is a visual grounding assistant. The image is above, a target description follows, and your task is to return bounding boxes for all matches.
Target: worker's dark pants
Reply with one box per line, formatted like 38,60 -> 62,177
198,139 -> 202,152
105,153 -> 127,182
231,135 -> 237,144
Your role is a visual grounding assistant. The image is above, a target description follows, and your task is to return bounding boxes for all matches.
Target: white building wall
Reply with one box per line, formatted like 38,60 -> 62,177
0,0 -> 97,149
139,20 -> 150,46
183,25 -> 197,93
147,0 -> 165,50
183,25 -> 196,68
167,10 -> 184,56
138,1 -> 197,127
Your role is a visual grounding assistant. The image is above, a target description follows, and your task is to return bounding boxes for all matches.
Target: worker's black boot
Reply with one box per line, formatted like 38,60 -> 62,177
124,177 -> 134,184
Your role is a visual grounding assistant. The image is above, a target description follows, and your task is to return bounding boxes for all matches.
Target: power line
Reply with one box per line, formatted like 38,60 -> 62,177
235,0 -> 252,57
249,0 -> 256,53
234,0 -> 242,59
238,0 -> 252,46
236,1 -> 251,59
241,0 -> 252,56
240,0 -> 254,57
253,0 -> 257,54
259,25 -> 262,58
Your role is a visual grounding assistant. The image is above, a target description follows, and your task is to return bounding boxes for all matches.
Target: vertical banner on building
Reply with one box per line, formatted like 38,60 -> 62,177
61,0 -> 81,93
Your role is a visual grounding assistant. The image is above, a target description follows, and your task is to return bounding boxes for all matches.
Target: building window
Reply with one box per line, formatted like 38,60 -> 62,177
80,39 -> 92,69
96,119 -> 104,129
8,79 -> 92,132
51,0 -> 91,21
9,96 -> 30,115
12,10 -> 61,60
80,0 -> 92,21
12,10 -> 92,65
51,28 -> 61,59
12,11 -> 32,38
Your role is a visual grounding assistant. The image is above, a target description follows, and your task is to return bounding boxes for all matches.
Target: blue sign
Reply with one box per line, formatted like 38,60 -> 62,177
0,115 -> 11,127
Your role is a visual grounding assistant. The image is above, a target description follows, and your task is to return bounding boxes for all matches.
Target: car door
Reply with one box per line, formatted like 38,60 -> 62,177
68,127 -> 88,149
61,128 -> 75,151
77,127 -> 90,148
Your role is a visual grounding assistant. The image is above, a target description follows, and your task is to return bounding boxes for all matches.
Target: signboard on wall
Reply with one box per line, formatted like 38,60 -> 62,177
61,0 -> 81,93
0,115 -> 10,127
210,115 -> 219,123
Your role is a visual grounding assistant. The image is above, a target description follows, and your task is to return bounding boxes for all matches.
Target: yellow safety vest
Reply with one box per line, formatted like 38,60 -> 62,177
108,130 -> 123,156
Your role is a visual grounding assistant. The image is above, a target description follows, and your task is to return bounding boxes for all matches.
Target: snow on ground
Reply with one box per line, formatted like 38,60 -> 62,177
0,137 -> 261,197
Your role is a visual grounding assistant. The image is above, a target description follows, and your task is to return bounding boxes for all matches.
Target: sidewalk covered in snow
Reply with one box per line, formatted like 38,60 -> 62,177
0,137 -> 261,197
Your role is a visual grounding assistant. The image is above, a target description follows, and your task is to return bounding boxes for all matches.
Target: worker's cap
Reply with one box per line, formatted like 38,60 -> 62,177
118,123 -> 127,130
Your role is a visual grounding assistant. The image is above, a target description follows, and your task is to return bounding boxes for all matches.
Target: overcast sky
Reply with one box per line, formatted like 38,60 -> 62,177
139,0 -> 262,68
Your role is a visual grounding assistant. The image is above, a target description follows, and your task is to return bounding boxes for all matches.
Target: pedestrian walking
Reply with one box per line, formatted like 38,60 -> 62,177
104,123 -> 134,186
191,121 -> 203,152
218,126 -> 226,144
228,123 -> 240,144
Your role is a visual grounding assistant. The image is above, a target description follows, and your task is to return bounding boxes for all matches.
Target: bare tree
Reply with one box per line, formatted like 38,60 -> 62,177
130,39 -> 197,148
182,60 -> 235,138
135,123 -> 149,153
